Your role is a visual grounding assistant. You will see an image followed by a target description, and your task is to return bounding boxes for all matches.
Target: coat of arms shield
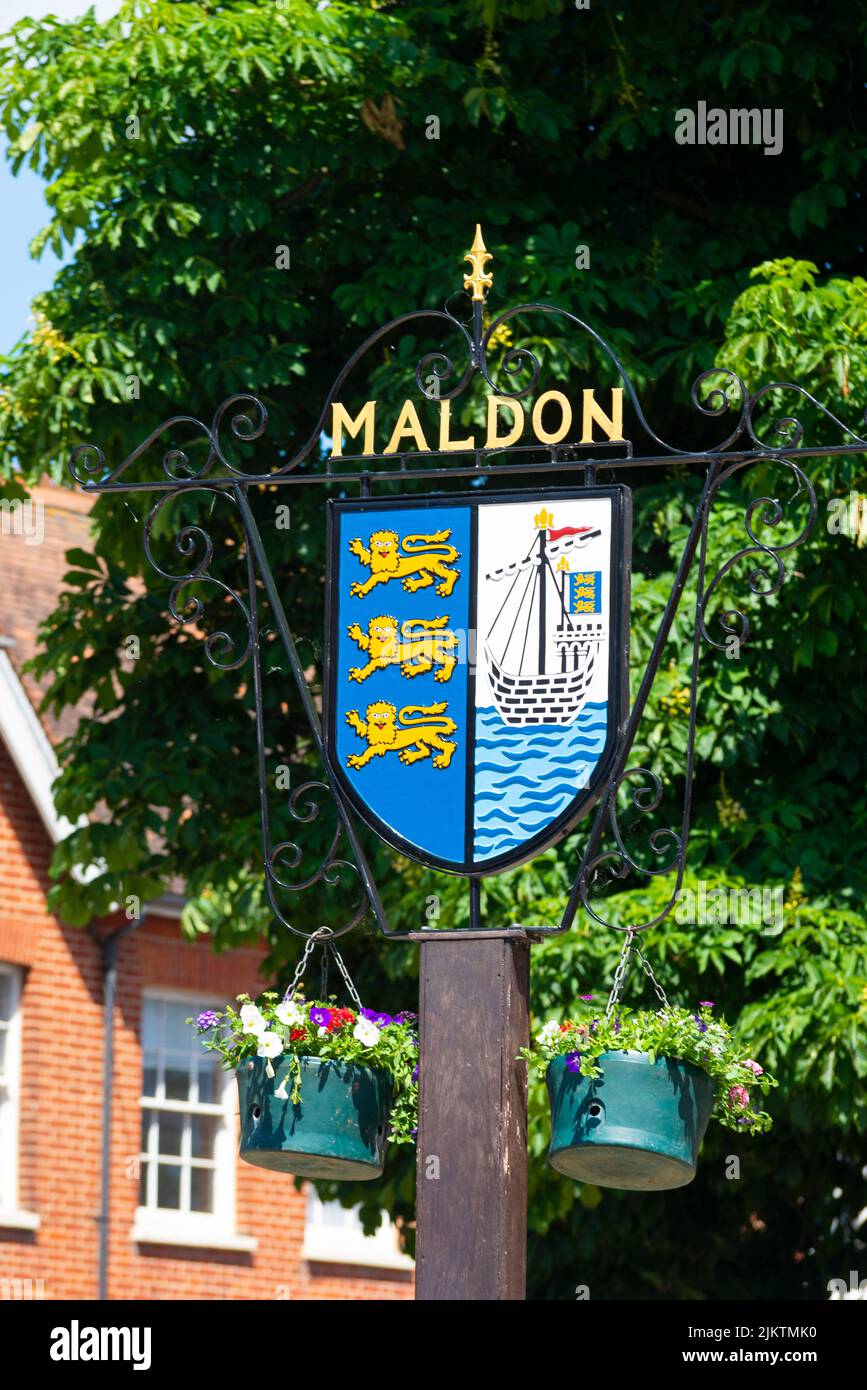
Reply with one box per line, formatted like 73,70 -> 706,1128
324,486 -> 631,874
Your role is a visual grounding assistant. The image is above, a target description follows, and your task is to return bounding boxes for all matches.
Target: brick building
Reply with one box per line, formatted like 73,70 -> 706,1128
0,483 -> 414,1301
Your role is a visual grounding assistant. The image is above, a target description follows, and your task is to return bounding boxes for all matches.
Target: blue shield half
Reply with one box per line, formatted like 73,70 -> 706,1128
324,487 -> 630,874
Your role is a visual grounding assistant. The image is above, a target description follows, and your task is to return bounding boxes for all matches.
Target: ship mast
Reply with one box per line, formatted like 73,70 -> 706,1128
534,507 -> 552,675
558,556 -> 570,672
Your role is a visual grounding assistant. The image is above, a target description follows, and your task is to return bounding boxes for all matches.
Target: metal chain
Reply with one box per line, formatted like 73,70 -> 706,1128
604,929 -> 670,1016
283,927 -> 365,1012
320,942 -> 330,1001
605,930 -> 635,1018
284,929 -> 328,1000
633,939 -> 670,1009
329,942 -> 365,1012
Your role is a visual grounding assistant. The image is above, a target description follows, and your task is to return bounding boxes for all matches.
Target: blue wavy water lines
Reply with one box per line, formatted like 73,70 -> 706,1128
473,702 -> 608,861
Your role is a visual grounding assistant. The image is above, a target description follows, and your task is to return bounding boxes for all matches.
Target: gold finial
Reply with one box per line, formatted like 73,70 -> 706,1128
557,556 -> 570,572
463,224 -> 493,302
534,507 -> 553,530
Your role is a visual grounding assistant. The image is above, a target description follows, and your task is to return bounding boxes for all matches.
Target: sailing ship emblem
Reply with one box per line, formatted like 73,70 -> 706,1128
325,487 -> 630,875
485,505 -> 605,727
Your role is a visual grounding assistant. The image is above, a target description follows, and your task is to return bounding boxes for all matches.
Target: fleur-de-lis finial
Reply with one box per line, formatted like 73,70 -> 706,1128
463,224 -> 493,302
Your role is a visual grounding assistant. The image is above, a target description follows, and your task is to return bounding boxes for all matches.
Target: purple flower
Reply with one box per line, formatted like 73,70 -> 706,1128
310,1006 -> 332,1028
410,1127 -> 418,1139
590,1018 -> 599,1033
412,1065 -> 419,1082
579,994 -> 594,1001
195,1010 -> 219,1031
693,1016 -> 708,1033
395,1011 -> 417,1024
360,1007 -> 395,1029
565,1051 -> 582,1073
699,1000 -> 715,1009
613,1017 -> 622,1035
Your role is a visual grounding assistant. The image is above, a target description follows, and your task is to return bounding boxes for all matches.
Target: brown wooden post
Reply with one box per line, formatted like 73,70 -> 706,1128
415,935 -> 531,1300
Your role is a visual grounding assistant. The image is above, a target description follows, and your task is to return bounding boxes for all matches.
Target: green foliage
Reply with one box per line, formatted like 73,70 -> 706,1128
1,0 -> 866,1294
521,1002 -> 777,1134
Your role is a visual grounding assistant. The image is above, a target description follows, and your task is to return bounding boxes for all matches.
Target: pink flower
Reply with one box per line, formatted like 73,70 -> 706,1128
742,1059 -> 763,1075
727,1084 -> 750,1108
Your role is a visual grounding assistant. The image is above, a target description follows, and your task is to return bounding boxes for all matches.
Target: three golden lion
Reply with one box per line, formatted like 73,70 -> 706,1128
348,529 -> 460,598
347,614 -> 458,684
346,701 -> 458,770
343,530 -> 461,771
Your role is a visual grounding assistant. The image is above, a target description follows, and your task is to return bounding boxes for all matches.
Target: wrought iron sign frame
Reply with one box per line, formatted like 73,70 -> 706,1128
68,228 -> 863,946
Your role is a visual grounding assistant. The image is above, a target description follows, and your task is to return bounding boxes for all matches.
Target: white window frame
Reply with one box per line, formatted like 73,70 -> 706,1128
0,964 -> 22,1216
301,1187 -> 414,1271
132,988 -> 255,1252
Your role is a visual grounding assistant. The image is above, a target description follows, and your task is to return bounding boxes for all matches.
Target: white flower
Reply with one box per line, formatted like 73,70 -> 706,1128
537,1021 -> 560,1046
274,999 -> 305,1028
273,1077 -> 289,1100
240,1003 -> 267,1036
256,1030 -> 284,1059
353,1017 -> 380,1047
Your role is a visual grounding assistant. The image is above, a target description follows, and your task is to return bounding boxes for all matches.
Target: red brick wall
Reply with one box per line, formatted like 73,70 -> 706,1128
0,742 -> 413,1300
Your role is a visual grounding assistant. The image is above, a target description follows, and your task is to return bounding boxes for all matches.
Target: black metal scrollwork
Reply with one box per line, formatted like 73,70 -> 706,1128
577,767 -> 686,936
745,382 -> 867,453
699,455 -> 817,651
263,782 -> 368,941
143,489 -> 253,670
138,485 -> 369,940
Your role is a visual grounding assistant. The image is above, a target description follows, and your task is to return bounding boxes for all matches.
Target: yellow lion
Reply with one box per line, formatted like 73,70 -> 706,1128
347,615 -> 458,684
348,529 -> 460,598
345,700 -> 458,770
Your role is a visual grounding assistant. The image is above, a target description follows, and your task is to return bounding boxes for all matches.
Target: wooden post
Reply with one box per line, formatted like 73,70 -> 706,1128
415,937 -> 530,1300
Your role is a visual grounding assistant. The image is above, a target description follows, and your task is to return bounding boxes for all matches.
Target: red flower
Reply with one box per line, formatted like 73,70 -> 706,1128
560,1021 -> 574,1032
290,1028 -> 306,1041
327,1007 -> 356,1033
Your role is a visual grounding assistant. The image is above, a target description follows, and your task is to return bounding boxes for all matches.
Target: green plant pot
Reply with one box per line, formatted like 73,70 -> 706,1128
546,1048 -> 716,1191
237,1055 -> 392,1181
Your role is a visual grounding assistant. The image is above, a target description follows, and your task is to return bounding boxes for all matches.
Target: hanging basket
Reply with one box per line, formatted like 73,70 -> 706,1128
238,1054 -> 393,1181
546,1048 -> 715,1191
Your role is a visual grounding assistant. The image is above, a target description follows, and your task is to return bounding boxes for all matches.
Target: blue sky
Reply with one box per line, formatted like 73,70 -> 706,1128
0,0 -> 122,353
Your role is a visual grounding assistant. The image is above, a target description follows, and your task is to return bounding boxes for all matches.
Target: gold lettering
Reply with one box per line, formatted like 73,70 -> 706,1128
438,400 -> 476,452
581,387 -> 623,444
330,401 -> 376,457
485,396 -> 524,449
384,400 -> 430,454
531,390 -> 572,445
